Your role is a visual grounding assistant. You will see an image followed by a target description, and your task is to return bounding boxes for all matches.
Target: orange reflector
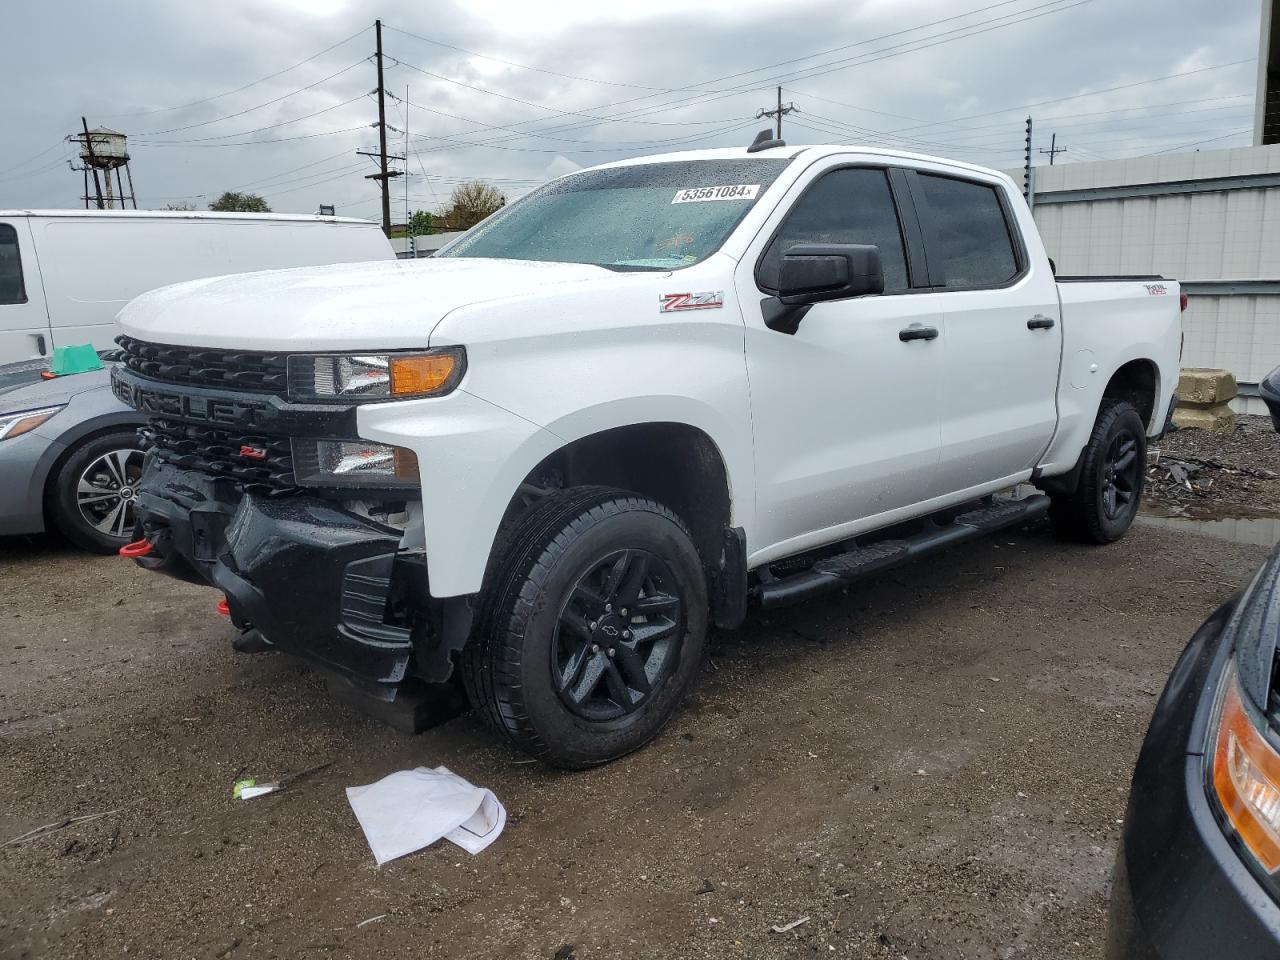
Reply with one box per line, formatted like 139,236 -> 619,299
393,446 -> 419,480
1213,665 -> 1280,873
390,354 -> 457,396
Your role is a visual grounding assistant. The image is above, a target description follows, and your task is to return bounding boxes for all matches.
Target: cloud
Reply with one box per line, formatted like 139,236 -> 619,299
0,0 -> 1260,216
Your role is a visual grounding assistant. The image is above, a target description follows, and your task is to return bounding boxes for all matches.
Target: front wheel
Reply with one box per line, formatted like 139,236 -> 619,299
463,487 -> 708,768
47,430 -> 146,554
1048,399 -> 1147,544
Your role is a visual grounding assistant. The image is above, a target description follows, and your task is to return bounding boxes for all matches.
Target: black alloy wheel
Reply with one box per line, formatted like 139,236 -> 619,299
552,549 -> 685,722
1046,398 -> 1146,544
463,486 -> 709,768
1101,430 -> 1141,520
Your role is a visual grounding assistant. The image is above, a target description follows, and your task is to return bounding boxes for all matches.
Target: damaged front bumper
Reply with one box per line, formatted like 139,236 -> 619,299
134,460 -> 421,688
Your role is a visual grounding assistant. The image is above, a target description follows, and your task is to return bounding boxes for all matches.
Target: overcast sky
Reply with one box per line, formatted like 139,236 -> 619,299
0,0 -> 1262,219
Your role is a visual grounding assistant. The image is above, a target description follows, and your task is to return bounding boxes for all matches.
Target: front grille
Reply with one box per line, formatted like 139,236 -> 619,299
117,335 -> 288,395
141,419 -> 296,492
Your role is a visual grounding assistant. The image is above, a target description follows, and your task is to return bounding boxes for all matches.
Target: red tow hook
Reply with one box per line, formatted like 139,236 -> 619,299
217,598 -> 230,616
118,539 -> 154,559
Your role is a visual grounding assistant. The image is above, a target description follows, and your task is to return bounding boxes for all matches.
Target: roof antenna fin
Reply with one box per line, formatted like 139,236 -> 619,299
746,128 -> 785,153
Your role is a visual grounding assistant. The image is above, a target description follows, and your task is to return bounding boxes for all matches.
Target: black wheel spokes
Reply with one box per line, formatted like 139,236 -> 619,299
1103,433 -> 1141,519
553,549 -> 683,721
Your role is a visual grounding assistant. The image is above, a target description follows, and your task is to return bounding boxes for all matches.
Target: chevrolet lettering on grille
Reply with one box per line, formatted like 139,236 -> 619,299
111,369 -> 263,428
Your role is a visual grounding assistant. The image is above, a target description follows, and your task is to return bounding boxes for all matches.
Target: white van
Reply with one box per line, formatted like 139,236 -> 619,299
0,210 -> 393,363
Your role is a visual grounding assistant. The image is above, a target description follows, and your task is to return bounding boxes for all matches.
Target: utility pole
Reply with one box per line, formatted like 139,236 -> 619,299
1039,132 -> 1067,165
405,84 -> 414,259
81,118 -> 104,210
756,86 -> 797,139
359,19 -> 402,236
1023,116 -> 1035,208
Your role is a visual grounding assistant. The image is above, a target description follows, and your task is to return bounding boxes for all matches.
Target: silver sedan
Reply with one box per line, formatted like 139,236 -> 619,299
0,359 -> 145,552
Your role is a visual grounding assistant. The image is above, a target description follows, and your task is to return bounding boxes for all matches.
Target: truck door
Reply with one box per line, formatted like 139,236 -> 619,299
911,172 -> 1061,491
0,218 -> 51,363
736,164 -> 945,557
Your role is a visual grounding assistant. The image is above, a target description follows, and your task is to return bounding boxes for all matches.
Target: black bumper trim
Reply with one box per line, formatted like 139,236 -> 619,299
135,462 -> 414,686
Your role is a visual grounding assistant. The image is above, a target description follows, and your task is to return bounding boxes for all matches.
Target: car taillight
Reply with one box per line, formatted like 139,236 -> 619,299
1180,291 -> 1189,312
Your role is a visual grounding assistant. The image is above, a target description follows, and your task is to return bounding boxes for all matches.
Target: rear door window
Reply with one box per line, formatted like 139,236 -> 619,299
757,167 -> 909,294
917,174 -> 1020,289
0,224 -> 26,304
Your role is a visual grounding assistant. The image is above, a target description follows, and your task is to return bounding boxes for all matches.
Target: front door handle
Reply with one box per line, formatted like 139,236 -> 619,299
1027,314 -> 1056,330
899,325 -> 939,342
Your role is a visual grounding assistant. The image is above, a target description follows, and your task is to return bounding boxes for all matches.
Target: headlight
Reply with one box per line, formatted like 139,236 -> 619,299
0,405 -> 63,441
1208,548 -> 1280,876
1211,663 -> 1280,872
286,348 -> 465,402
291,438 -> 420,489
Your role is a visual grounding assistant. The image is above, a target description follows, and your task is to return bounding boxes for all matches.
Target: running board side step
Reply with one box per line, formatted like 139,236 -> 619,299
753,495 -> 1051,609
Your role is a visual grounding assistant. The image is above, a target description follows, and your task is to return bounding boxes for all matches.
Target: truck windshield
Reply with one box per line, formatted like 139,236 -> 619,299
437,159 -> 790,271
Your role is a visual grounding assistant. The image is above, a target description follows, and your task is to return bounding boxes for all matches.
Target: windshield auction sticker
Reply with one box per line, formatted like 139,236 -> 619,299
671,184 -> 761,204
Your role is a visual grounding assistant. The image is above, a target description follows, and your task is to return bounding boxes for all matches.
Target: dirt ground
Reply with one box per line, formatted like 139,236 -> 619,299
0,519 -> 1270,960
1147,414 -> 1280,518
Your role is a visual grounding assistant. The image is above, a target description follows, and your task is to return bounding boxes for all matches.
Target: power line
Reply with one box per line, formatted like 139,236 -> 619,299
135,124 -> 370,148
394,90 -> 751,148
886,58 -> 1255,135
382,24 -> 717,93
133,94 -> 369,145
391,0 -> 1090,154
137,57 -> 370,136
104,26 -> 372,119
0,140 -> 68,178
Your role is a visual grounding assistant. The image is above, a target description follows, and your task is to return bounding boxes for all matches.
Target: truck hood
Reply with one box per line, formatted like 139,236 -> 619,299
115,257 -> 655,351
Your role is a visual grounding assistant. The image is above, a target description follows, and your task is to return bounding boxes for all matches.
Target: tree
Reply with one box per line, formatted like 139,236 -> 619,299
408,209 -> 434,235
162,201 -> 195,211
441,180 -> 506,230
208,191 -> 271,213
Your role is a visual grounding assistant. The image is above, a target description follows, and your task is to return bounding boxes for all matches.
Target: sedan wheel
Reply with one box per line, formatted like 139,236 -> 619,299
48,429 -> 148,554
76,448 -> 144,540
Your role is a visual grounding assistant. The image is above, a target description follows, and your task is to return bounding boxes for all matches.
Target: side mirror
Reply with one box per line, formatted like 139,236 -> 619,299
776,243 -> 884,305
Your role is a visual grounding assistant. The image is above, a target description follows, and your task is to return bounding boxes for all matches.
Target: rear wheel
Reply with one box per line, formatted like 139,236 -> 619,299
463,486 -> 708,768
47,430 -> 145,554
1048,399 -> 1146,544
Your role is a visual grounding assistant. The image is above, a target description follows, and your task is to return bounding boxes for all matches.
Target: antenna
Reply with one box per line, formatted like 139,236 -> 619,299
747,128 -> 786,154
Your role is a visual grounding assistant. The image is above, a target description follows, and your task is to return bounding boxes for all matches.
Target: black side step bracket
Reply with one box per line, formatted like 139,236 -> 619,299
754,494 -> 1050,609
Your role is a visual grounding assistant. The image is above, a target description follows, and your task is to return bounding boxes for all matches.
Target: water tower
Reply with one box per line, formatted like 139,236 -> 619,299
71,118 -> 137,209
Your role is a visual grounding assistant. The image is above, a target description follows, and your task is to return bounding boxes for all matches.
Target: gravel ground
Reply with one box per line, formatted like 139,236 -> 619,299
1147,415 -> 1280,518
0,519 -> 1268,960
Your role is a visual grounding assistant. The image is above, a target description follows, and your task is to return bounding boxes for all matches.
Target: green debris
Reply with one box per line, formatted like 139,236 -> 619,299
48,344 -> 104,376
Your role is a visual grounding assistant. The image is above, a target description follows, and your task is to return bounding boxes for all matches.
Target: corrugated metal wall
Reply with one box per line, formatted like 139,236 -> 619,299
1007,145 -> 1280,411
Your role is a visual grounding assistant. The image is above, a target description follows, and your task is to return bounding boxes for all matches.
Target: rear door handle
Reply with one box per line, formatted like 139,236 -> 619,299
899,325 -> 939,342
1027,314 -> 1056,330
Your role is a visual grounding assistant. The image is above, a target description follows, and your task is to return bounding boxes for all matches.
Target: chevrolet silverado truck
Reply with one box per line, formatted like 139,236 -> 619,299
111,133 -> 1183,767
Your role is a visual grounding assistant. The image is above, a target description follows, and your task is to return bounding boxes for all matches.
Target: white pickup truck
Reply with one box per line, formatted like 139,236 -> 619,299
112,134 -> 1183,767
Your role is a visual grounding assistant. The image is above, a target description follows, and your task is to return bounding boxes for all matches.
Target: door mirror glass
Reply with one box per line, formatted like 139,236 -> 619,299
777,243 -> 884,305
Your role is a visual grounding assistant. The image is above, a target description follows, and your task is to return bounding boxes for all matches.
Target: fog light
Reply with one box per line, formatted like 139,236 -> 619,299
291,438 -> 420,489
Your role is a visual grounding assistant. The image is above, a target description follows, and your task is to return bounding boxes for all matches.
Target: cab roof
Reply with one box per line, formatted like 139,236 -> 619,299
0,209 -> 376,225
582,143 -> 1005,183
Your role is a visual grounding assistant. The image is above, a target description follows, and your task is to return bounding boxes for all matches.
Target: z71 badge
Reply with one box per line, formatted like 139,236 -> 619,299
660,291 -> 724,313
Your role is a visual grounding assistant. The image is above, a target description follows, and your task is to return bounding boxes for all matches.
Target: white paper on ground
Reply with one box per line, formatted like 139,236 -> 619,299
346,766 -> 506,865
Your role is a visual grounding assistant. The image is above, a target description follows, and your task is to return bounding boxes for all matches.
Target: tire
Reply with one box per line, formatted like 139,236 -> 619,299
463,486 -> 708,768
1048,399 -> 1146,544
46,430 -> 146,554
